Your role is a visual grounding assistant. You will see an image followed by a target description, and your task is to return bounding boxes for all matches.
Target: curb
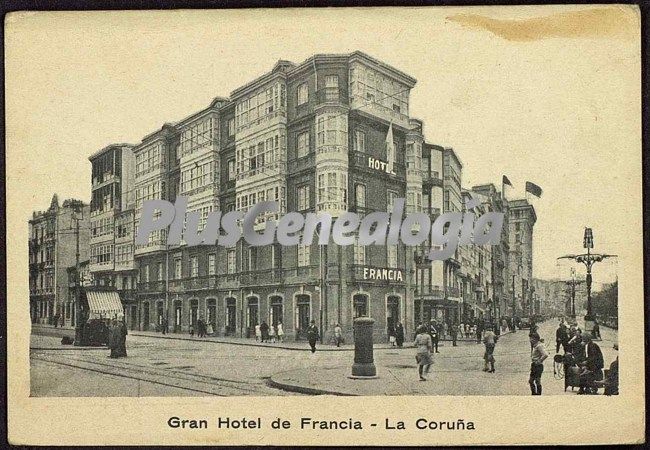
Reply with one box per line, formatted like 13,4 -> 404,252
129,332 -> 361,351
267,369 -> 357,396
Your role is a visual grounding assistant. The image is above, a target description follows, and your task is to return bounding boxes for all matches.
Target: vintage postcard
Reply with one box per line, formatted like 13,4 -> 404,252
5,5 -> 644,446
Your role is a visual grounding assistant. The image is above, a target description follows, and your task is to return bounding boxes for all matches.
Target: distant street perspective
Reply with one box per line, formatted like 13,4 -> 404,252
31,316 -> 618,397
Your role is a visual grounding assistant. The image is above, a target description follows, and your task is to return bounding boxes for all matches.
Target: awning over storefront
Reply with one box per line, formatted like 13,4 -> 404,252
87,291 -> 124,320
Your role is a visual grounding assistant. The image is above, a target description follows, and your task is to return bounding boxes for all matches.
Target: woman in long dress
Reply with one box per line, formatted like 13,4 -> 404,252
414,325 -> 433,381
108,319 -> 120,358
276,322 -> 284,343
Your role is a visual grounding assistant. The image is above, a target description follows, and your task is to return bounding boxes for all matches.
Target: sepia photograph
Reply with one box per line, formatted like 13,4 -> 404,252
6,4 -> 644,446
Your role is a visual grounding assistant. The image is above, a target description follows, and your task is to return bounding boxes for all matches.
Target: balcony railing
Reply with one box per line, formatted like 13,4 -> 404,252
422,171 -> 443,187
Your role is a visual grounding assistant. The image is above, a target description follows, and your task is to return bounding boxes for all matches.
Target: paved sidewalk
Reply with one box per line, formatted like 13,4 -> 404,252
32,323 -> 512,352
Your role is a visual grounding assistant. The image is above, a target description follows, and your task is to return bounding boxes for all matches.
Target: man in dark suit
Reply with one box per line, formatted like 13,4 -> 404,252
578,333 -> 604,394
555,322 -> 568,353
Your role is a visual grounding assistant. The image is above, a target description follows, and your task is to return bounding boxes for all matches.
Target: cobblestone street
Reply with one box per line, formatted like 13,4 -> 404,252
30,319 -> 618,397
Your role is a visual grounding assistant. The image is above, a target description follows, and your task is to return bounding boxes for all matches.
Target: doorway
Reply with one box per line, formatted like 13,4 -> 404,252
296,294 -> 310,339
225,298 -> 237,336
174,300 -> 182,332
247,297 -> 259,338
142,302 -> 150,331
387,296 -> 400,333
269,296 -> 283,327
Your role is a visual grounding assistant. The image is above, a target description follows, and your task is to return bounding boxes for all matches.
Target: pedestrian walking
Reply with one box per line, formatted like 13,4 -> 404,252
334,323 -> 343,347
197,318 -> 205,338
459,322 -> 464,339
189,323 -> 195,337
450,322 -> 458,346
395,321 -> 405,348
476,321 -> 484,344
277,322 -> 284,343
269,324 -> 276,343
254,323 -> 261,341
429,320 -> 440,353
260,321 -> 269,343
482,327 -> 497,373
206,321 -> 214,336
306,320 -> 319,353
161,316 -> 168,335
529,332 -> 549,395
118,319 -> 128,357
465,323 -> 471,339
108,319 -> 120,359
414,325 -> 433,381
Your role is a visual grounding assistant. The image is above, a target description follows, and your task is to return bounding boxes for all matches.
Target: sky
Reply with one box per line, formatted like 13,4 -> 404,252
6,6 -> 640,283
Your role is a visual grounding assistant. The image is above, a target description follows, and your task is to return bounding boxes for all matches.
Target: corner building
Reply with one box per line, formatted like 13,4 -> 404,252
129,52 -> 449,342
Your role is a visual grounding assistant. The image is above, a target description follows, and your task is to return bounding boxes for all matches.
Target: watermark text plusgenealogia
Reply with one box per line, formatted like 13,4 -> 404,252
136,197 -> 503,261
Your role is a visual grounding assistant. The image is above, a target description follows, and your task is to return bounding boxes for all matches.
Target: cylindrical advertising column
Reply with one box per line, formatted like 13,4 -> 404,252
351,317 -> 377,377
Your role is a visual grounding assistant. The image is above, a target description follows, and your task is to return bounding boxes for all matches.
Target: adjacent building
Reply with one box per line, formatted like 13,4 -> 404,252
88,143 -> 139,327
507,199 -> 537,317
29,195 -> 89,326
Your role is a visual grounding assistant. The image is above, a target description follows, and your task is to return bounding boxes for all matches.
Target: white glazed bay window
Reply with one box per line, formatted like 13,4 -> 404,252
179,116 -> 217,157
317,171 -> 347,214
135,142 -> 165,178
181,161 -> 214,194
235,82 -> 287,131
316,114 -> 347,152
349,64 -> 409,116
236,131 -> 285,179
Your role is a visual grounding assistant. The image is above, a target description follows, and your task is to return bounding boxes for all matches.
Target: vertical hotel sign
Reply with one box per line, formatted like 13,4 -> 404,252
367,122 -> 396,175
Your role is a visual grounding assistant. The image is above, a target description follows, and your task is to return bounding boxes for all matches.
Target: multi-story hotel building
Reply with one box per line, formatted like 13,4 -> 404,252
29,195 -> 89,326
81,51 -> 533,342
126,52 -> 424,341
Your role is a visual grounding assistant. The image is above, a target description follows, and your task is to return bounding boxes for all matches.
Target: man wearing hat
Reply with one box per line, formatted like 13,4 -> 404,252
578,333 -> 604,394
529,332 -> 548,395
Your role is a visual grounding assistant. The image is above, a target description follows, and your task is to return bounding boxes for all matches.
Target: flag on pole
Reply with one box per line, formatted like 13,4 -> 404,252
385,122 -> 395,174
525,181 -> 543,198
502,175 -> 513,200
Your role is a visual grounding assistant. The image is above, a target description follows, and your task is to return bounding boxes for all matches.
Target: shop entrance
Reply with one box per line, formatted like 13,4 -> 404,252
269,296 -> 283,327
225,298 -> 237,336
386,296 -> 400,333
247,297 -> 259,338
296,294 -> 310,339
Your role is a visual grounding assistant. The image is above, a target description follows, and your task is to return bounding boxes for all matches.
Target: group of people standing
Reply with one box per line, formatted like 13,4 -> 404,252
189,318 -> 214,338
555,318 -> 617,395
108,318 -> 128,358
254,321 -> 285,343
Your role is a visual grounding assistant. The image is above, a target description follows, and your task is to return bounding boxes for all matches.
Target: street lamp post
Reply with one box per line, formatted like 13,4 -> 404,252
558,227 -> 616,335
510,274 -> 516,332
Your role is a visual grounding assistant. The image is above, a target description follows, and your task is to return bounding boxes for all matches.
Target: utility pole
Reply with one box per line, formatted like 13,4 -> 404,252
72,205 -> 83,346
165,244 -> 169,333
511,274 -> 516,332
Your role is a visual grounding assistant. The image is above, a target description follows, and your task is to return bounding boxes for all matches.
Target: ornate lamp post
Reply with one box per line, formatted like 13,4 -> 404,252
558,227 -> 616,334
